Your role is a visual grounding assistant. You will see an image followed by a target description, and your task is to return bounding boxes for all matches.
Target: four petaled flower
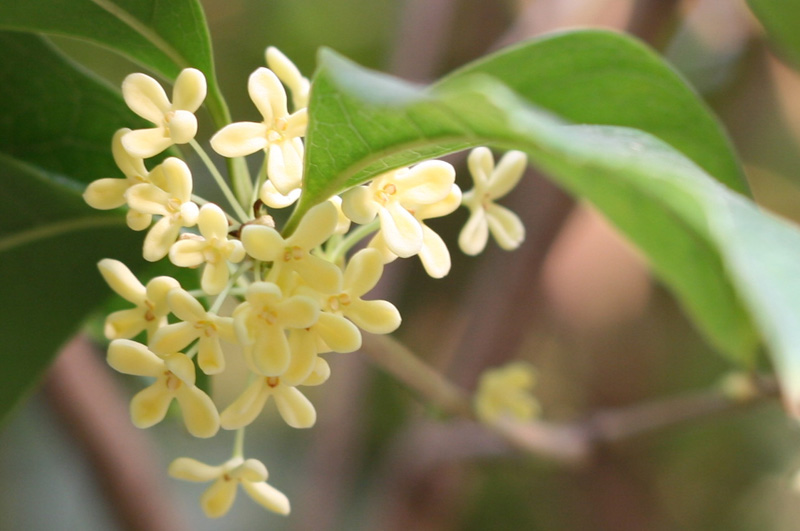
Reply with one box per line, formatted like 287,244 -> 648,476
121,68 -> 206,158
459,147 -> 527,255
474,361 -> 540,424
169,456 -> 290,518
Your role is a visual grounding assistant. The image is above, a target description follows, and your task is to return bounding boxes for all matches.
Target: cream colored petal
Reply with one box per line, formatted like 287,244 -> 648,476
125,182 -> 170,216
241,224 -> 283,261
122,127 -> 172,159
274,387 -> 316,428
107,339 -> 164,377
418,224 -> 451,278
489,150 -> 527,199
282,330 -> 317,386
201,478 -> 238,518
341,186 -> 378,224
145,276 -> 180,313
122,73 -> 170,122
202,262 -> 230,295
277,295 -> 319,329
143,217 -> 180,262
220,379 -> 270,429
345,299 -> 401,335
241,481 -> 291,515
169,239 -> 206,267
83,178 -> 129,210
291,255 -> 342,294
266,46 -> 309,109
214,315 -> 237,343
197,203 -> 229,240
260,180 -> 300,209
396,160 -> 455,205
379,202 -> 422,258
197,336 -> 226,375
267,143 -> 302,195
168,457 -> 223,482
328,196 -> 351,234
104,308 -> 147,340
97,258 -> 145,303
126,210 -> 152,231
233,303 -> 255,345
232,458 -> 268,482
227,240 -> 246,263
166,110 -> 198,144
163,352 -> 197,384
343,248 -> 383,297
111,128 -> 147,178
288,201 -> 337,250
248,67 -> 286,124
175,384 -> 220,438
315,312 -> 361,353
161,158 -> 194,201
302,357 -> 331,386
458,208 -> 489,256
252,327 -> 291,376
150,322 -> 197,355
285,110 -> 308,138
210,122 -> 268,157
415,185 -> 461,221
486,203 -> 525,250
467,147 -> 493,187
367,231 -> 398,264
130,382 -> 173,428
172,68 -> 207,112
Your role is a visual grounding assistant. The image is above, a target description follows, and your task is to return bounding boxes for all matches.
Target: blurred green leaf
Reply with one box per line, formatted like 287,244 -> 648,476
747,0 -> 800,69
0,33 -> 147,422
296,48 -> 774,371
0,0 -> 229,126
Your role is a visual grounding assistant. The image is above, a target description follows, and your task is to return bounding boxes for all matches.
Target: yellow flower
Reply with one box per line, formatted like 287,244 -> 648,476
341,160 -> 455,258
459,148 -> 526,255
169,203 -> 245,294
169,456 -> 290,518
107,339 -> 220,438
210,67 -> 307,194
233,282 -> 319,376
474,361 -> 540,424
121,68 -> 206,158
126,157 -> 199,261
150,288 -> 237,375
98,259 -> 179,341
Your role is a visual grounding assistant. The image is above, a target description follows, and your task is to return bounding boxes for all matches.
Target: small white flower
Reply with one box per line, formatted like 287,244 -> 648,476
107,339 -> 220,438
211,67 -> 307,194
121,68 -> 206,158
341,160 -> 456,258
220,372 -> 321,430
169,203 -> 245,294
459,148 -> 526,255
169,456 -> 290,518
474,361 -> 539,424
126,157 -> 199,261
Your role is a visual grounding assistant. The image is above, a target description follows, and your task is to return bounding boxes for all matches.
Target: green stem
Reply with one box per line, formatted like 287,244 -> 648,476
189,139 -> 249,223
232,427 -> 246,459
328,220 -> 380,263
209,261 -> 252,313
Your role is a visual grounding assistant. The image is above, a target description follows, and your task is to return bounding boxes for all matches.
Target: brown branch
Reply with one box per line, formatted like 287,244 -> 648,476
43,334 -> 188,531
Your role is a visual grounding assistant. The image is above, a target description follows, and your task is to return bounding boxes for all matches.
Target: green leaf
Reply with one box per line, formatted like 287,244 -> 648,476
297,47 -> 778,377
0,33 -> 147,422
746,0 -> 800,69
0,0 -> 229,126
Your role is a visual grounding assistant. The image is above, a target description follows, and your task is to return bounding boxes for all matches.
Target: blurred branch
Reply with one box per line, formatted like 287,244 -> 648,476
362,332 -> 781,465
43,334 -> 188,531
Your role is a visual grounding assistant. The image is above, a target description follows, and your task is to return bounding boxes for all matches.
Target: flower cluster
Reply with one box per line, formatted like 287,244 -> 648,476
84,48 -> 529,518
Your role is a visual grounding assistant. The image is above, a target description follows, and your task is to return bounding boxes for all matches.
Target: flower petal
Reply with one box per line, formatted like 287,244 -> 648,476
458,209 -> 489,256
150,322 -> 197,355
197,336 -> 226,375
287,201 -> 338,250
252,327 -> 291,376
274,386 -> 316,428
241,481 -> 291,515
168,457 -> 223,482
202,262 -> 230,295
143,217 -> 181,262
248,67 -> 286,125
97,259 -> 145,303
197,203 -> 229,240
169,239 -> 206,267
122,73 -> 170,122
282,330 -> 317,386
315,312 -> 361,353
172,68 -> 207,112
107,339 -> 164,377
341,186 -> 378,224
220,379 -> 270,429
467,147 -> 493,187
345,299 -> 401,335
418,224 -> 451,278
122,127 -> 172,159
396,160 -> 455,205
201,478 -> 238,518
379,202 -> 422,258
489,150 -> 527,199
343,248 -> 384,298
486,203 -> 525,250
130,382 -> 172,428
83,178 -> 130,210
175,384 -> 220,438
241,224 -> 283,261
210,122 -> 268,157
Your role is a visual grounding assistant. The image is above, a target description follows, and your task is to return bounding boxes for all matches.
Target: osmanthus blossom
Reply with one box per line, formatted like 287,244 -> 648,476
233,281 -> 320,376
474,361 -> 540,424
150,288 -> 237,375
107,339 -> 220,438
169,203 -> 246,295
241,201 -> 343,294
97,259 -> 179,341
220,358 -> 330,430
324,248 -> 401,334
369,184 -> 462,278
210,67 -> 307,194
126,157 -> 200,262
121,68 -> 207,158
83,129 -> 158,231
341,160 -> 456,258
265,46 -> 310,110
169,456 -> 290,518
459,147 -> 527,255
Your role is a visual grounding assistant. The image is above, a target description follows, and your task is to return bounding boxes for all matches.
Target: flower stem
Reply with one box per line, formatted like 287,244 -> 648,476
328,220 -> 380,263
233,427 -> 246,459
189,139 -> 250,223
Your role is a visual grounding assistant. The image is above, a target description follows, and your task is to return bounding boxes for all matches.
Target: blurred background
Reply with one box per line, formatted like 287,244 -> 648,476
3,0 -> 800,529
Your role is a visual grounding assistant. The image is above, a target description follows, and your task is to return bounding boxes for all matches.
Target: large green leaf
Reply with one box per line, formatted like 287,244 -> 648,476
0,33 -> 147,421
294,48 -> 780,380
747,0 -> 800,69
0,0 -> 229,126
